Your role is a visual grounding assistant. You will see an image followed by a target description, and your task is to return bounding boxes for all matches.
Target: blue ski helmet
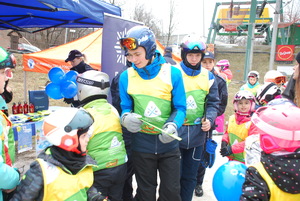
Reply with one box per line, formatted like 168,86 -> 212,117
120,26 -> 156,60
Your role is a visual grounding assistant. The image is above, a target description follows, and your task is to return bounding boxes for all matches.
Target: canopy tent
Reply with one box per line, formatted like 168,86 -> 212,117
22,29 -> 181,74
0,0 -> 121,33
23,28 -> 103,73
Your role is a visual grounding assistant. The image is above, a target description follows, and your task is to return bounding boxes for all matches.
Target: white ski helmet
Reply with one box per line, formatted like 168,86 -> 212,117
43,107 -> 94,154
256,83 -> 281,105
264,70 -> 286,85
76,70 -> 110,101
247,70 -> 259,79
233,90 -> 256,115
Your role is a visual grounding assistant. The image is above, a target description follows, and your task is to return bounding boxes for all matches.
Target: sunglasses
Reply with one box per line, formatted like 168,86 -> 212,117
120,38 -> 139,50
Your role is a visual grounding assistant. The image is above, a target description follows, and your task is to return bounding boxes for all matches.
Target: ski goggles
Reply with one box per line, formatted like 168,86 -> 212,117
181,41 -> 206,53
260,134 -> 300,154
120,37 -> 139,50
274,76 -> 287,85
0,52 -> 16,69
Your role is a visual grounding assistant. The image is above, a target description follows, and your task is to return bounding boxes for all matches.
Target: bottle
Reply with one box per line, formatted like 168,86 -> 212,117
17,102 -> 23,114
12,102 -> 18,114
23,101 -> 29,114
29,102 -> 35,113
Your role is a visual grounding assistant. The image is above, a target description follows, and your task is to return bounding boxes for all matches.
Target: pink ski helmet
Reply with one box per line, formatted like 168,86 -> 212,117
251,105 -> 300,154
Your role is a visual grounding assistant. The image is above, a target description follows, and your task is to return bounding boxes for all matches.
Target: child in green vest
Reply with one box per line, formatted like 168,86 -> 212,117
76,70 -> 127,201
11,108 -> 108,201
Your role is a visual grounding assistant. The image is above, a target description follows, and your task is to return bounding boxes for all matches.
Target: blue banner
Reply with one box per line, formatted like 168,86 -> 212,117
101,14 -> 143,102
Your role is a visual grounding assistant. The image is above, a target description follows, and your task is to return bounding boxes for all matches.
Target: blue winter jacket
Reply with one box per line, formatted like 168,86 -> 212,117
178,62 -> 220,149
119,51 -> 186,154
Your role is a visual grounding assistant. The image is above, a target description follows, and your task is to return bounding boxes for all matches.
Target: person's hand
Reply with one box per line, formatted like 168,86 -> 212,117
158,122 -> 177,144
201,118 -> 211,132
121,112 -> 142,133
220,145 -> 232,157
63,98 -> 73,104
95,195 -> 110,201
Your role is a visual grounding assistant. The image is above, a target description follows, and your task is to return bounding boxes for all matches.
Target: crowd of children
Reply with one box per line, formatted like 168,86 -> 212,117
1,25 -> 300,201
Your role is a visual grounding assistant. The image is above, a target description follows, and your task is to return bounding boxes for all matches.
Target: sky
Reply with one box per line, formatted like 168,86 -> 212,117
119,0 -> 299,37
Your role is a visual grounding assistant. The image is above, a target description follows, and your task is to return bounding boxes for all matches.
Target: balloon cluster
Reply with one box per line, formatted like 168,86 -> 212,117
212,161 -> 247,201
45,67 -> 78,100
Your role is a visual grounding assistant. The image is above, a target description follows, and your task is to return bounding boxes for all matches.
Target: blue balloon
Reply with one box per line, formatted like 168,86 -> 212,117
60,80 -> 78,99
63,70 -> 78,84
45,83 -> 63,100
212,161 -> 247,201
48,67 -> 65,84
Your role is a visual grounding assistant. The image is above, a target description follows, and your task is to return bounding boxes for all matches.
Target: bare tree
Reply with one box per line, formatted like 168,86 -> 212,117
165,0 -> 177,46
132,3 -> 163,39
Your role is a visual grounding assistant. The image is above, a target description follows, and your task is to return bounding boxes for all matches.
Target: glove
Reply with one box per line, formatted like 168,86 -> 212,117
221,141 -> 228,149
201,138 -> 218,168
220,145 -> 232,157
63,98 -> 73,104
121,112 -> 142,133
158,122 -> 177,144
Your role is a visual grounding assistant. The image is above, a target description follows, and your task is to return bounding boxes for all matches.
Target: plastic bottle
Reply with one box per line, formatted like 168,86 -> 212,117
23,101 -> 29,114
29,102 -> 35,113
17,102 -> 23,114
12,102 -> 18,114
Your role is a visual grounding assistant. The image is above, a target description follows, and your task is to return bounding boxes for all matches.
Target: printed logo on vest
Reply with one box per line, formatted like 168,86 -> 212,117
144,101 -> 161,117
186,95 -> 197,109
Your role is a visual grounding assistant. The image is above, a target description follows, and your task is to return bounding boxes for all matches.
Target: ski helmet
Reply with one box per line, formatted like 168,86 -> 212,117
0,47 -> 16,69
251,104 -> 300,154
233,90 -> 256,115
77,70 -> 110,101
43,107 -> 94,155
247,70 -> 259,79
120,26 -> 156,60
180,35 -> 206,68
256,83 -> 281,105
267,98 -> 296,107
264,70 -> 286,85
216,59 -> 230,70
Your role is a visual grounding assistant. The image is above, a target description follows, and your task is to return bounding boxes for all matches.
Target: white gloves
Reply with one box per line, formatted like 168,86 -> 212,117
159,122 -> 178,144
121,112 -> 142,133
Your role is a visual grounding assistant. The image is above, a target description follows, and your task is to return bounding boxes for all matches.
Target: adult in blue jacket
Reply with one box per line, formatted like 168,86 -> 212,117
177,37 -> 219,201
119,25 -> 186,201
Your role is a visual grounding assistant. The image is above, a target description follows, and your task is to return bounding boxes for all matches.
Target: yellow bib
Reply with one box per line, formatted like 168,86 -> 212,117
37,158 -> 93,201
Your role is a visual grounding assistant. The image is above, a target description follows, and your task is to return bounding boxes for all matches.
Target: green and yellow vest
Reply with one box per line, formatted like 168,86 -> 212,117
84,99 -> 127,171
37,158 -> 93,201
227,115 -> 251,163
127,64 -> 172,134
178,67 -> 209,125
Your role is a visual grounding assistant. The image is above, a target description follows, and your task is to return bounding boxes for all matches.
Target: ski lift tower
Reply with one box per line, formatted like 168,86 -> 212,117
206,0 -> 278,81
